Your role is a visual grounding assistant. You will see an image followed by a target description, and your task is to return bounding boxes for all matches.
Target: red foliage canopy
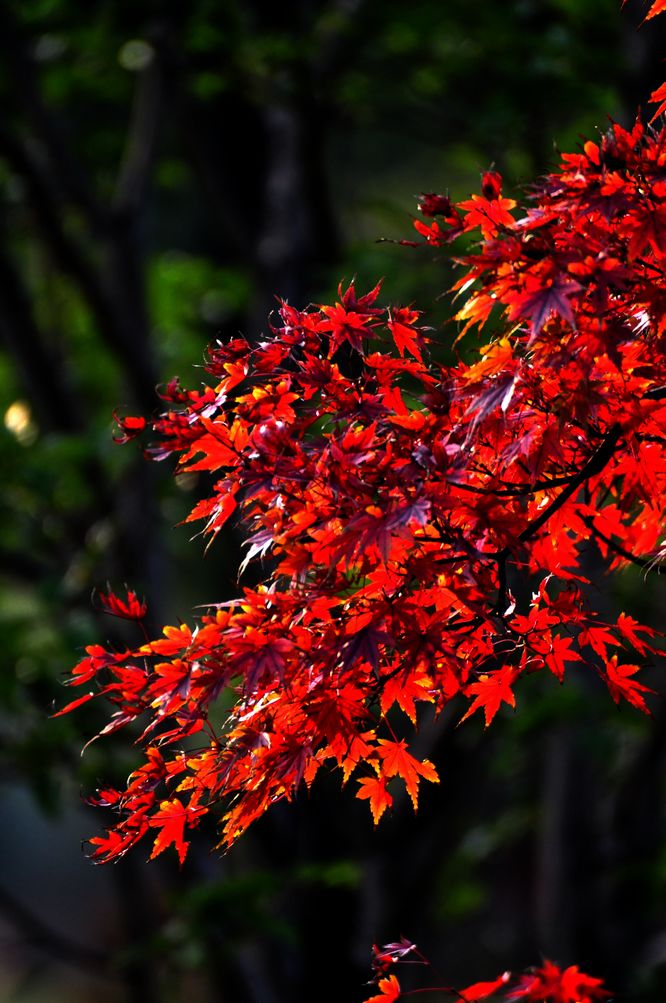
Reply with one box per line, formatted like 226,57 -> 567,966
60,110 -> 666,867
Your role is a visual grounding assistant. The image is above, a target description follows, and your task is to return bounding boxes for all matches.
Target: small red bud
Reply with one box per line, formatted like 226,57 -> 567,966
481,170 -> 503,200
418,192 -> 453,217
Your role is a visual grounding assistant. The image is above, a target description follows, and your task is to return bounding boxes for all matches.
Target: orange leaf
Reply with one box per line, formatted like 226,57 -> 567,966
377,738 -> 439,810
149,798 -> 204,865
645,0 -> 666,20
364,975 -> 401,1003
380,667 -> 435,723
356,775 -> 393,824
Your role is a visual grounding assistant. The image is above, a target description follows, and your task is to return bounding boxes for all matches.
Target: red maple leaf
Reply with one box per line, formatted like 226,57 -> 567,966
649,80 -> 666,120
544,634 -> 583,682
459,971 -> 510,1001
457,193 -> 516,238
604,655 -> 654,714
615,612 -> 659,655
460,666 -> 519,727
149,798 -> 205,866
96,587 -> 147,621
506,960 -> 609,1002
509,277 -> 581,336
627,204 -> 666,258
388,306 -> 425,362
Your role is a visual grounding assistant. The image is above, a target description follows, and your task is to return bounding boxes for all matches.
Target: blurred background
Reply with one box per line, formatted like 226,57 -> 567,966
1,0 -> 666,1000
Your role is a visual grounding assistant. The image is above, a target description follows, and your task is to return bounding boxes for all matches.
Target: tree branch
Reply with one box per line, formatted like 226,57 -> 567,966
0,240 -> 82,433
512,424 -> 623,550
114,50 -> 164,218
0,126 -> 157,411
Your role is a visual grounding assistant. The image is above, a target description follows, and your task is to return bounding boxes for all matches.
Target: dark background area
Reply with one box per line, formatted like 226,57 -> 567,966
1,1 -> 666,1000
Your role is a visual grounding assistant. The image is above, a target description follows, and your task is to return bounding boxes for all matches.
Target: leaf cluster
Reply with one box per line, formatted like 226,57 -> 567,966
60,116 -> 666,862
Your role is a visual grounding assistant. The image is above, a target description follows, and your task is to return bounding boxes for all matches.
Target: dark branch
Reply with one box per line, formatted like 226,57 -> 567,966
0,241 -> 82,433
447,472 -> 582,498
487,424 -> 623,563
517,424 -> 623,547
0,126 -> 157,411
493,551 -> 509,614
114,52 -> 163,217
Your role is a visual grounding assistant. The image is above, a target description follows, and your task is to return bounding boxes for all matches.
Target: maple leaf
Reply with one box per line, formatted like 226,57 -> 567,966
604,655 -> 654,714
457,193 -> 516,238
363,975 -> 401,1003
649,80 -> 666,121
67,643 -> 124,686
149,798 -> 205,865
615,612 -> 659,655
380,667 -> 435,723
460,666 -> 519,727
376,739 -> 439,810
578,625 -> 619,661
509,277 -> 580,336
341,623 -> 386,673
388,306 -> 425,362
459,971 -> 510,1001
627,204 -> 666,258
506,960 -> 609,1002
357,774 -> 393,824
338,278 -> 385,314
86,786 -> 122,808
51,690 -> 96,717
234,634 -> 293,692
413,217 -> 445,244
544,634 -> 582,682
320,302 -> 376,354
96,586 -> 147,621
337,505 -> 402,564
184,481 -> 238,539
87,826 -> 147,864
645,0 -> 666,19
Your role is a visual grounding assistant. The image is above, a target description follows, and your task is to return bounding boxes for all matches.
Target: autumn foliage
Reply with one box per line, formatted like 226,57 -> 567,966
364,941 -> 609,1002
64,114 -> 666,862
57,0 -> 666,997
